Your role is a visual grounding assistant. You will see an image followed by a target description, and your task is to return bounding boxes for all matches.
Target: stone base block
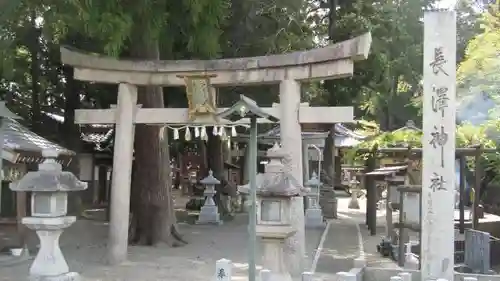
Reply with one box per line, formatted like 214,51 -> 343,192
320,199 -> 338,219
348,197 -> 360,209
30,272 -> 80,281
196,205 -> 222,225
305,208 -> 324,228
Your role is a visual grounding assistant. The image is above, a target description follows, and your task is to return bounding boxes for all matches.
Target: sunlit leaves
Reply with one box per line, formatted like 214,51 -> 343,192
345,121 -> 500,185
457,6 -> 500,122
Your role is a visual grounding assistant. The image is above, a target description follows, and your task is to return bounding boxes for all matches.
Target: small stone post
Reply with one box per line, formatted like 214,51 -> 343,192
215,258 -> 232,281
336,271 -> 356,281
305,172 -> 325,228
196,170 -> 222,225
260,269 -> 272,281
10,150 -> 87,281
390,276 -> 403,281
301,271 -> 314,281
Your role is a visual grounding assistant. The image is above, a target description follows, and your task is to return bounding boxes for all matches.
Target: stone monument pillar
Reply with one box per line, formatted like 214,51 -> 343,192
305,172 -> 325,228
10,150 -> 87,281
196,170 -> 222,225
256,144 -> 303,281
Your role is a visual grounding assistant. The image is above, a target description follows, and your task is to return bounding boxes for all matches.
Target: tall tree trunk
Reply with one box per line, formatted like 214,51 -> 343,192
62,66 -> 82,214
128,31 -> 186,247
322,127 -> 335,185
206,89 -> 226,215
28,10 -> 41,132
322,0 -> 340,185
206,131 -> 227,216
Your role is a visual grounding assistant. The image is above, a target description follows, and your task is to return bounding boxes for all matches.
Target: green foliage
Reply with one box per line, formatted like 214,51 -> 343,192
306,0 -> 483,131
362,130 -> 423,149
456,122 -> 496,148
344,128 -> 422,163
304,0 -> 435,129
218,0 -> 316,106
345,121 -> 500,185
65,0 -> 230,57
457,6 -> 500,120
355,119 -> 382,136
456,0 -> 482,63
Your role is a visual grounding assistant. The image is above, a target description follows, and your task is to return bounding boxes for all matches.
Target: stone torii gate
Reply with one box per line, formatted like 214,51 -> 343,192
60,32 -> 372,272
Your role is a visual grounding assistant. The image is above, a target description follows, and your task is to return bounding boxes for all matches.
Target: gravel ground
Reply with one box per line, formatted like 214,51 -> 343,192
1,194 -> 400,281
1,213 -> 324,281
335,196 -> 400,269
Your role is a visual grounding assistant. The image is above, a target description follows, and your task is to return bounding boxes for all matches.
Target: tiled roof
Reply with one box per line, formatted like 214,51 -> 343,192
42,111 -> 114,148
258,123 -> 367,148
263,123 -> 367,139
81,129 -> 114,144
2,118 -> 74,155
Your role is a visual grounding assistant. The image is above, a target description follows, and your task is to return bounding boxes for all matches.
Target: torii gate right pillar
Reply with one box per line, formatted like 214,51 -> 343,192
279,79 -> 306,271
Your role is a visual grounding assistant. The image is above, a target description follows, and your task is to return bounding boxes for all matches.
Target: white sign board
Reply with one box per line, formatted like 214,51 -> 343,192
421,11 -> 457,281
403,193 -> 420,224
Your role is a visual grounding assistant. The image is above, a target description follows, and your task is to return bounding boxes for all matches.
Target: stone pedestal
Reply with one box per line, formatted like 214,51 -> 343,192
196,171 -> 222,225
257,226 -> 296,281
305,207 -> 324,228
348,190 -> 360,209
305,195 -> 324,228
196,189 -> 221,224
320,187 -> 337,219
322,198 -> 338,219
305,172 -> 324,227
22,216 -> 80,281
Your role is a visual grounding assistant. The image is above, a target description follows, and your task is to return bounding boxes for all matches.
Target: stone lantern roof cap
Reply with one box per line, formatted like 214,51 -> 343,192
10,149 -> 87,192
267,143 -> 286,159
256,185 -> 300,197
200,170 -> 220,185
257,174 -> 302,197
10,171 -> 88,192
305,171 -> 322,187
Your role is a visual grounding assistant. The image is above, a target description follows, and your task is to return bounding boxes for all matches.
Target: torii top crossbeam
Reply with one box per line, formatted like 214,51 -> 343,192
60,33 -> 372,86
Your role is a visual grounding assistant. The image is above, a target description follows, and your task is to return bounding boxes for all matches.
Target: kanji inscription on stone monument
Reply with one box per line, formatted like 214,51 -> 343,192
421,11 -> 457,281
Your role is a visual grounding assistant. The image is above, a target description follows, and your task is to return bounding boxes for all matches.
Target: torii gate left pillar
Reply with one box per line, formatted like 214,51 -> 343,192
61,32 -> 372,273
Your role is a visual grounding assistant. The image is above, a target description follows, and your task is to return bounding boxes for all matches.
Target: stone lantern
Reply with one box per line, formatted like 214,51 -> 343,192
196,170 -> 222,225
218,94 -> 280,281
305,171 -> 324,228
10,149 -> 87,281
256,143 -> 301,281
348,178 -> 361,209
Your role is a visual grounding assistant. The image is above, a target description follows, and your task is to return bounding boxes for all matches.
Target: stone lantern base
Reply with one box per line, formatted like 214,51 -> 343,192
30,272 -> 80,281
22,216 -> 81,281
348,190 -> 360,209
305,196 -> 324,228
256,225 -> 296,281
196,204 -> 222,225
